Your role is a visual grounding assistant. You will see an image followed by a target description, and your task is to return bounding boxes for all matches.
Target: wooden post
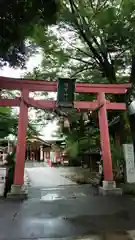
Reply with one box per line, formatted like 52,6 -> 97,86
115,133 -> 120,146
14,89 -> 29,185
40,145 -> 44,161
97,92 -> 113,181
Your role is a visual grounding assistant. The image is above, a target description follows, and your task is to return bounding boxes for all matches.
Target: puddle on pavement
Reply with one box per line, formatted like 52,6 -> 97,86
74,232 -> 132,240
74,234 -> 130,240
40,189 -> 88,201
74,236 -> 100,240
73,192 -> 86,197
40,193 -> 64,201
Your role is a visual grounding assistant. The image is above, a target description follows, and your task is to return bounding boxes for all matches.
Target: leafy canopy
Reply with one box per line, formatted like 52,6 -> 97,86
0,0 -> 60,67
26,0 -> 135,156
31,0 -> 135,84
0,107 -> 38,139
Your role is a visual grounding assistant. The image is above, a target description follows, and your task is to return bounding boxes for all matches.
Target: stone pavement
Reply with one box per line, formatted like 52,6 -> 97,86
25,165 -> 76,188
2,165 -> 135,239
28,184 -> 98,200
1,195 -> 135,239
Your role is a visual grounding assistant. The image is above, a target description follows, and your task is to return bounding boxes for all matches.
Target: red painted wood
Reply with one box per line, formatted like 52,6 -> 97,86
14,89 -> 29,185
27,98 -> 56,109
0,76 -> 130,187
106,102 -> 126,110
97,93 -> 113,181
0,98 -> 126,110
27,99 -> 99,110
26,98 -> 126,110
0,98 -> 20,106
0,76 -> 131,93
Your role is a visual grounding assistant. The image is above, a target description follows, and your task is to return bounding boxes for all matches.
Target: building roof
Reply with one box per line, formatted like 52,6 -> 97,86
27,136 -> 51,146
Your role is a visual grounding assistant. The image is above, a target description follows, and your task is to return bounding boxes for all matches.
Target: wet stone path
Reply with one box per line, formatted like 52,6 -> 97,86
28,184 -> 98,200
2,164 -> 135,240
25,165 -> 98,200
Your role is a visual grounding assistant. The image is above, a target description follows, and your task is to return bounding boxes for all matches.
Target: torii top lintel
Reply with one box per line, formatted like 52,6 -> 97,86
0,77 -> 131,94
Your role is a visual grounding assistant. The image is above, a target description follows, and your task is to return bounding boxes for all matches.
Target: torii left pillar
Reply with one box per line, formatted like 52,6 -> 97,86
8,89 -> 29,199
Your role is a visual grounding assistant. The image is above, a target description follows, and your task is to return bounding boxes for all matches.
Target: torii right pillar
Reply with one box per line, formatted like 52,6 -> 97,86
97,92 -> 122,195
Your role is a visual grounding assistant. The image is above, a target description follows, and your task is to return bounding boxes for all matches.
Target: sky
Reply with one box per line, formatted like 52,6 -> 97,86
0,52 -> 58,141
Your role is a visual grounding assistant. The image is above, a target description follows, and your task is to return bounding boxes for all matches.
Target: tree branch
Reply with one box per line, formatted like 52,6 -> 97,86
60,35 -> 93,59
68,0 -> 116,83
68,55 -> 90,64
68,0 -> 104,66
70,64 -> 91,78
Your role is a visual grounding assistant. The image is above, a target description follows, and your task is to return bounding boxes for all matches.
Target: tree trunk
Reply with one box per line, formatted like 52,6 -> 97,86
128,114 -> 135,151
105,61 -> 129,144
119,112 -> 131,144
125,55 -> 135,152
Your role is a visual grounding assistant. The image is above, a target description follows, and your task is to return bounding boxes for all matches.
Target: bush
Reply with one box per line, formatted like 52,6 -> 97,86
111,144 -> 125,183
121,183 -> 135,195
69,157 -> 81,166
3,149 -> 16,198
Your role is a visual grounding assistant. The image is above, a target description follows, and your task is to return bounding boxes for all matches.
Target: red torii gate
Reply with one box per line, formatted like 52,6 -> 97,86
0,76 -> 131,196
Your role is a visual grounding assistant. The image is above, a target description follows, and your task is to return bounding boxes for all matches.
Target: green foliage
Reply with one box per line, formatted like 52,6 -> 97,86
66,139 -> 79,158
61,112 -> 100,158
4,149 -> 16,197
65,132 -> 100,158
111,144 -> 124,169
5,149 -> 16,167
0,0 -> 60,67
0,107 -> 39,139
30,0 -> 135,83
0,107 -> 17,138
27,122 -> 39,138
110,141 -> 125,182
26,0 -> 135,153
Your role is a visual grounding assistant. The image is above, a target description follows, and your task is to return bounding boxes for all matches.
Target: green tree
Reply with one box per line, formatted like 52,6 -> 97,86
0,107 -> 38,139
0,107 -> 17,138
31,0 -> 135,83
0,0 -> 60,67
25,0 -> 135,156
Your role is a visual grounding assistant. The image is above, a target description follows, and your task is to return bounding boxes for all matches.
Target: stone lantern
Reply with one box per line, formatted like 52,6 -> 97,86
82,112 -> 89,121
64,118 -> 70,128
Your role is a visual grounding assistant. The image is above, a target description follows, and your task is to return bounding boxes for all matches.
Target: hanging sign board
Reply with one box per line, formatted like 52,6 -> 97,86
123,144 -> 135,183
56,78 -> 76,108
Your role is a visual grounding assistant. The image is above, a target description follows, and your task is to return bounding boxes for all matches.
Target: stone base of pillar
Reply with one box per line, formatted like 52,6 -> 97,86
99,180 -> 122,195
7,184 -> 28,200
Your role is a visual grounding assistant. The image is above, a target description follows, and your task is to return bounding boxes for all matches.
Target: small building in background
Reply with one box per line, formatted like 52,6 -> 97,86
26,136 -> 51,162
0,136 -> 65,165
